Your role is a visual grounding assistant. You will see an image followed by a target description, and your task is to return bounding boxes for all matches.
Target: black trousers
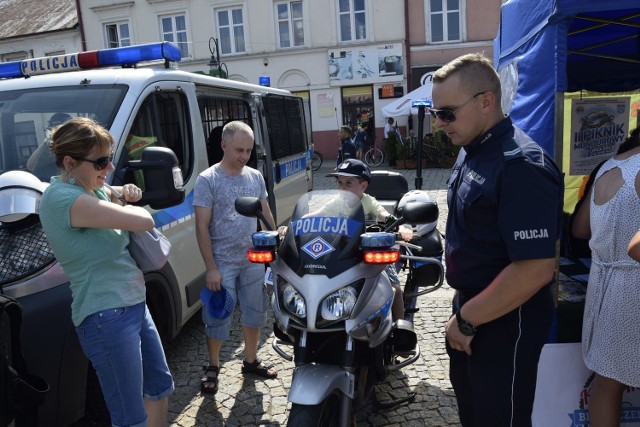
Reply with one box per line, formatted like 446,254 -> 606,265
447,288 -> 553,427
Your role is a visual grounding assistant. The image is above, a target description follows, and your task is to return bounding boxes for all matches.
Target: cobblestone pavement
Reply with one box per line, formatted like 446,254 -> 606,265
165,163 -> 462,427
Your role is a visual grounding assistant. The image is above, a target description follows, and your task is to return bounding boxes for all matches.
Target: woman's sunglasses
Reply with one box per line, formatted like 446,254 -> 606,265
428,92 -> 487,123
71,154 -> 113,170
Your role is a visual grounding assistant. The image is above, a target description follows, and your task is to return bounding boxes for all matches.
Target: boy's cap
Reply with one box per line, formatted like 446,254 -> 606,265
326,159 -> 371,182
200,286 -> 234,320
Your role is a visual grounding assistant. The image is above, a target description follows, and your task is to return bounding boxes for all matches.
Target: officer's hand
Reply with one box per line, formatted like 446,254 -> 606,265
445,315 -> 474,356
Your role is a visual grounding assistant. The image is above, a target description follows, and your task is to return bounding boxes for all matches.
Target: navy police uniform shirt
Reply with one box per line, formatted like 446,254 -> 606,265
445,116 -> 563,292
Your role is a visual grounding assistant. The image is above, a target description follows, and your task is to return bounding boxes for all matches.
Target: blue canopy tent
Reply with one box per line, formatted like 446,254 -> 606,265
494,0 -> 640,198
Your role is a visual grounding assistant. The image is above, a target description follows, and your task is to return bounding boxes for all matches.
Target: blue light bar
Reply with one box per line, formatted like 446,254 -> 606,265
360,232 -> 396,248
0,42 -> 181,80
0,61 -> 22,79
98,42 -> 182,66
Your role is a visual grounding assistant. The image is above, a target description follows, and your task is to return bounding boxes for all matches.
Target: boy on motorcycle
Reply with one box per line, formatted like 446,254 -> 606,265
279,159 -> 412,321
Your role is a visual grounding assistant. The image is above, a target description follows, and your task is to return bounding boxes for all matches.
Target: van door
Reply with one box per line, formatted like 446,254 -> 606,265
260,94 -> 311,225
111,81 -> 202,339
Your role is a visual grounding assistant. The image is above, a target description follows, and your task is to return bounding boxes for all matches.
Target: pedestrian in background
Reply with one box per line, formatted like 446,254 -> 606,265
434,53 -> 563,426
572,127 -> 640,426
194,121 -> 277,396
336,125 -> 356,167
354,124 -> 367,160
40,117 -> 173,427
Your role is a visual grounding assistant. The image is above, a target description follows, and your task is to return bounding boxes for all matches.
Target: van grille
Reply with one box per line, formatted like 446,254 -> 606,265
0,215 -> 55,286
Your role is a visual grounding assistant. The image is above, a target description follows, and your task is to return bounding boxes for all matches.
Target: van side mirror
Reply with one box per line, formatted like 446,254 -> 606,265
127,147 -> 185,209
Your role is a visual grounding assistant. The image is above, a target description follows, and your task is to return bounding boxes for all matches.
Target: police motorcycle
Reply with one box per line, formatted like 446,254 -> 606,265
235,187 -> 444,427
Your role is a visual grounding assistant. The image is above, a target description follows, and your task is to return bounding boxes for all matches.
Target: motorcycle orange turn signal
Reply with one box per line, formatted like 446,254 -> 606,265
247,249 -> 274,263
363,250 -> 399,264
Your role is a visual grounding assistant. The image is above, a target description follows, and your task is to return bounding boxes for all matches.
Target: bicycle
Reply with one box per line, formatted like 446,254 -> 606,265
364,142 -> 384,167
311,150 -> 323,171
422,142 -> 458,164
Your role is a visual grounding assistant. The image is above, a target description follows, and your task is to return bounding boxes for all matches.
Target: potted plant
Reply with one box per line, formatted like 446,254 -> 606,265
385,131 -> 400,167
394,136 -> 407,169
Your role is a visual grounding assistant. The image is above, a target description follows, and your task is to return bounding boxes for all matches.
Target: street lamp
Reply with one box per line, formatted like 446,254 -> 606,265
208,37 -> 228,78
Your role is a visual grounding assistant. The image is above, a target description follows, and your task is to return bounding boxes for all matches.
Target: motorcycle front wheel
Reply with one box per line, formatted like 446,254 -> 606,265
287,392 -> 345,427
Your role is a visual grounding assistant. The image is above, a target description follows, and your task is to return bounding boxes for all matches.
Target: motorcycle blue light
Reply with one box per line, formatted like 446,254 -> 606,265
252,231 -> 278,247
360,232 -> 395,248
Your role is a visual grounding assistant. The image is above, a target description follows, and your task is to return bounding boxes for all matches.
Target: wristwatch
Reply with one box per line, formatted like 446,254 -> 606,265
455,310 -> 477,336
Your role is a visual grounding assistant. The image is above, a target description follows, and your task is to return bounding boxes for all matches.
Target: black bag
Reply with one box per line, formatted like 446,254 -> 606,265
0,294 -> 49,427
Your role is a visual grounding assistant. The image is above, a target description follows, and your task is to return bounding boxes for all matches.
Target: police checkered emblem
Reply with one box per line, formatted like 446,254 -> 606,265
301,237 -> 335,259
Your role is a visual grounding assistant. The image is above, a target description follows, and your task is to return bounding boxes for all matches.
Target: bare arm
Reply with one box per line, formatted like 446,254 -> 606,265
445,257 -> 556,355
70,194 -> 154,232
629,230 -> 640,261
195,205 -> 222,291
571,187 -> 592,240
260,199 -> 276,231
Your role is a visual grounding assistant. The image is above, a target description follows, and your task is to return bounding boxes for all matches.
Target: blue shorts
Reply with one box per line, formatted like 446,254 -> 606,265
202,263 -> 268,341
76,302 -> 174,427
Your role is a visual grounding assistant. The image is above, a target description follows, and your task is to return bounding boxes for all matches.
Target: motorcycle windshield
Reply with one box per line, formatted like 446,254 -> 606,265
278,190 -> 365,278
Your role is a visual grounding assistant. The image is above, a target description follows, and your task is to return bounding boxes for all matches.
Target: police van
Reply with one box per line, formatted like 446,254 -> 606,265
0,42 -> 311,425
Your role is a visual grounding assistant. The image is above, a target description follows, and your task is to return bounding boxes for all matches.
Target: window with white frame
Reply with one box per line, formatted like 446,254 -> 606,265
338,0 -> 366,43
276,1 -> 304,48
105,22 -> 131,48
1,51 -> 30,62
160,14 -> 189,58
217,8 -> 245,55
428,0 -> 461,43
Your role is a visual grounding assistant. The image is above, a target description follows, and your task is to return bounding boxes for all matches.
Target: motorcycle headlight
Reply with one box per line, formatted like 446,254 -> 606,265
320,286 -> 358,321
282,283 -> 306,318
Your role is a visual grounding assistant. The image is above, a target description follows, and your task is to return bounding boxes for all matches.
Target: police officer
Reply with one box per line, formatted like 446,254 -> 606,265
432,53 -> 563,426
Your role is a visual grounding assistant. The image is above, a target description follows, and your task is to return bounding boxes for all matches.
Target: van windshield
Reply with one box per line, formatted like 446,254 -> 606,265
0,85 -> 128,181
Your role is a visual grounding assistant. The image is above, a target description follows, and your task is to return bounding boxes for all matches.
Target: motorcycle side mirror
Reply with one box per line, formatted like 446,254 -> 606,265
400,201 -> 439,224
235,196 -> 274,231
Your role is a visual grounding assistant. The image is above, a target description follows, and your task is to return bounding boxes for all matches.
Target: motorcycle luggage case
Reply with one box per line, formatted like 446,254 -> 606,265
365,170 -> 408,215
405,231 -> 443,288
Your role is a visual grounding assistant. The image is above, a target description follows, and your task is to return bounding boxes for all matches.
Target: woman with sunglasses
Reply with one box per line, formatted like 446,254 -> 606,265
39,117 -> 173,427
436,53 -> 563,426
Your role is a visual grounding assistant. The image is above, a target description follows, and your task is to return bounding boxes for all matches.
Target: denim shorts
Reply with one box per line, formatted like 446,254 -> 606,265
76,302 -> 174,427
202,263 -> 268,341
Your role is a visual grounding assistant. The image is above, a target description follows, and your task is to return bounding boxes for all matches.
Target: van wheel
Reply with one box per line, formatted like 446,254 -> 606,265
146,283 -> 169,342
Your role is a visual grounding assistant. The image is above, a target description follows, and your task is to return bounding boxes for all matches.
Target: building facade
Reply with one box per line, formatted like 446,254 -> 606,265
0,0 -> 504,160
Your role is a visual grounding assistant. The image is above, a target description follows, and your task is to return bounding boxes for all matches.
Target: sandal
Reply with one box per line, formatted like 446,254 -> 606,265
200,365 -> 219,394
241,359 -> 277,379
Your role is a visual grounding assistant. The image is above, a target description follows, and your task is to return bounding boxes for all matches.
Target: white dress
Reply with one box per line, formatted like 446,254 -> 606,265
582,153 -> 640,387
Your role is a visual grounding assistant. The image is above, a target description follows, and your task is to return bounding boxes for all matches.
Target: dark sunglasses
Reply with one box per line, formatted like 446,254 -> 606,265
71,154 -> 113,170
428,91 -> 487,123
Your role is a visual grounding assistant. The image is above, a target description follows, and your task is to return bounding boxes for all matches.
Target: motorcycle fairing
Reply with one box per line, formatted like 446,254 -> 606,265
288,364 -> 355,404
278,190 -> 365,279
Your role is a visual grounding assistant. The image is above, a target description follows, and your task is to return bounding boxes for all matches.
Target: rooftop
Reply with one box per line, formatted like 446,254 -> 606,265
0,0 -> 77,40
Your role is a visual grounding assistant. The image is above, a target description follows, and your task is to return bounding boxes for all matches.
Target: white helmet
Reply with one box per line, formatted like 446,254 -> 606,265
0,170 -> 49,223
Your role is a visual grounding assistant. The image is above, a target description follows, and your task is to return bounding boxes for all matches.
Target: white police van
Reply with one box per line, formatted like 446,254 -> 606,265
0,42 -> 311,426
